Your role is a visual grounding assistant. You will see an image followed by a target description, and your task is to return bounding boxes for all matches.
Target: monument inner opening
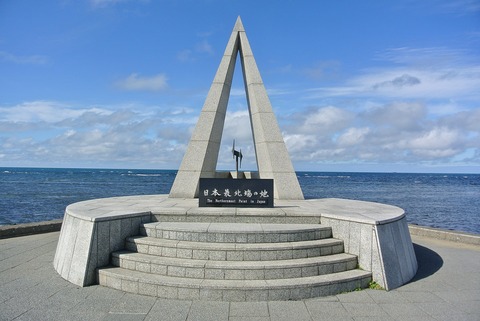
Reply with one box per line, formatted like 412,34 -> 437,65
217,56 -> 258,174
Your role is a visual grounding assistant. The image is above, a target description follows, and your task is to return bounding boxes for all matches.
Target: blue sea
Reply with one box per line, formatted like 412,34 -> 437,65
1,168 -> 479,235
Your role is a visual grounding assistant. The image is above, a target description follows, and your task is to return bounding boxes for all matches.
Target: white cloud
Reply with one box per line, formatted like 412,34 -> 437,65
115,73 -> 168,91
362,102 -> 427,131
277,46 -> 479,169
337,127 -> 370,147
409,127 -> 461,150
277,100 -> 479,167
439,108 -> 480,132
303,60 -> 341,80
215,110 -> 256,168
230,88 -> 247,97
0,100 -> 196,168
284,134 -> 317,154
177,49 -> 193,62
437,0 -> 480,14
177,37 -> 215,62
222,110 -> 252,142
0,51 -> 47,65
305,47 -> 480,102
1,65 -> 479,170
3,46 -> 478,171
307,66 -> 480,101
295,106 -> 353,135
376,47 -> 471,66
397,0 -> 480,16
90,0 -> 148,8
0,101 -> 110,123
195,40 -> 214,55
91,0 -> 119,7
372,74 -> 421,89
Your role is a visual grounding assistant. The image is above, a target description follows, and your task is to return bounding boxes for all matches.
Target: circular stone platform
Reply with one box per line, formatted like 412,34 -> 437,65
62,195 -> 404,224
53,195 -> 417,298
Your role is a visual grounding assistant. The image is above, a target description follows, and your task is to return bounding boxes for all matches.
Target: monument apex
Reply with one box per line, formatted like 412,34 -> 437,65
169,17 -> 304,200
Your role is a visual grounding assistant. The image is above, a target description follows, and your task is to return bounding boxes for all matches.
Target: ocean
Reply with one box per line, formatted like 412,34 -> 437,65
1,167 -> 479,234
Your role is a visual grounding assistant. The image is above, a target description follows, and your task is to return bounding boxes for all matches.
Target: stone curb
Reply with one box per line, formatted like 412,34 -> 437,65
0,219 -> 63,239
408,224 -> 480,246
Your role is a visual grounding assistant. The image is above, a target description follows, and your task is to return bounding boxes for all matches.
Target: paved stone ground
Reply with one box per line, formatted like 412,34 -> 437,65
0,232 -> 479,321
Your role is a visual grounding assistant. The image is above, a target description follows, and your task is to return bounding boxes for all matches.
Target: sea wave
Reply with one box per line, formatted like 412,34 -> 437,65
134,174 -> 163,177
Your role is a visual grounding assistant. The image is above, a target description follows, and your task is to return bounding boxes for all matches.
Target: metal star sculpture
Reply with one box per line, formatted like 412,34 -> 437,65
232,140 -> 243,174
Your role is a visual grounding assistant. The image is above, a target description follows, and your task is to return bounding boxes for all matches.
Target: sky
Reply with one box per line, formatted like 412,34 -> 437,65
0,0 -> 479,173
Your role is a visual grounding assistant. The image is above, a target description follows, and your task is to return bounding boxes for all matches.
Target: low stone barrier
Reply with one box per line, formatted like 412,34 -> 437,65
0,219 -> 62,239
409,224 -> 480,246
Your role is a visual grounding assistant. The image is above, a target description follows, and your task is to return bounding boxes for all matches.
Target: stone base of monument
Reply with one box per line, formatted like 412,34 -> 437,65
53,195 -> 417,301
99,222 -> 371,300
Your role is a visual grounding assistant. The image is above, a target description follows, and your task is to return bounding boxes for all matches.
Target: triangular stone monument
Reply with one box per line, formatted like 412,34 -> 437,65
169,17 -> 304,200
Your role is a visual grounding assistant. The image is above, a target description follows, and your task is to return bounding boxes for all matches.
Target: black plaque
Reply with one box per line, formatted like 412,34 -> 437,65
199,178 -> 274,208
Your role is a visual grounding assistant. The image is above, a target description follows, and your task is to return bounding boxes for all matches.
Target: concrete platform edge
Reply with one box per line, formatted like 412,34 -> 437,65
2,220 -> 478,245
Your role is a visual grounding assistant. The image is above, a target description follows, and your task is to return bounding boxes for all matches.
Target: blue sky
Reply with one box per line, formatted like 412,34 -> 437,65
1,0 -> 479,173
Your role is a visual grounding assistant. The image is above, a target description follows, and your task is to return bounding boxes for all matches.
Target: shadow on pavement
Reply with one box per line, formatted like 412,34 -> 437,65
409,243 -> 444,282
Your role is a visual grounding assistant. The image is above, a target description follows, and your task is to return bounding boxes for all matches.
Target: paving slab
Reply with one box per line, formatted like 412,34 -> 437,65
0,230 -> 479,321
144,299 -> 191,321
304,300 -> 352,319
229,302 -> 269,317
186,301 -> 229,321
268,301 -> 311,321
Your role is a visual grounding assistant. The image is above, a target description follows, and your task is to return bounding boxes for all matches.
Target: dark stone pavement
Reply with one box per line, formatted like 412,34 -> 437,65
1,231 -> 479,321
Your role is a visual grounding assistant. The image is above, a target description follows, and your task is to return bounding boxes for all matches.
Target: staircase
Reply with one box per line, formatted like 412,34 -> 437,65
97,222 -> 371,301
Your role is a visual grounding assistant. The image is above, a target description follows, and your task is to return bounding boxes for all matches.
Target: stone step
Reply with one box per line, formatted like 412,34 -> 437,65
125,236 -> 344,261
98,266 -> 371,301
141,222 -> 332,243
111,251 -> 358,280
